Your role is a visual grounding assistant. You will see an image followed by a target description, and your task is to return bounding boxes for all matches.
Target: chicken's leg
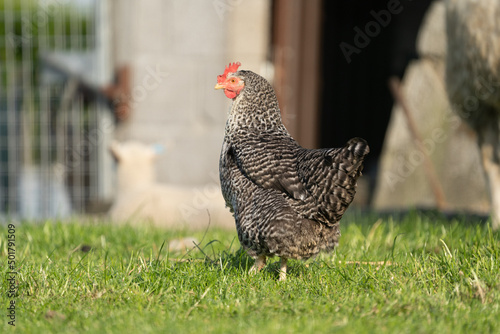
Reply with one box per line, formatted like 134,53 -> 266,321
279,257 -> 287,281
249,255 -> 266,274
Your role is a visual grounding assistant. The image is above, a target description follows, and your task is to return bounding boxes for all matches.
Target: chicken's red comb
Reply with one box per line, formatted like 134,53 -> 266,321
217,62 -> 241,83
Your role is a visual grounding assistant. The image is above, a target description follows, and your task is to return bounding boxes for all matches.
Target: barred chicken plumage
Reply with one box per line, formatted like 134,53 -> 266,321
215,62 -> 369,280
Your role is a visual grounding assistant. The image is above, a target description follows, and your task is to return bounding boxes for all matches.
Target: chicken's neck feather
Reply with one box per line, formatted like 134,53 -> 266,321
225,79 -> 287,137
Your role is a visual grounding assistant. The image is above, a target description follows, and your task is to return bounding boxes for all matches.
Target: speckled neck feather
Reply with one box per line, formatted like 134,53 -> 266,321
225,70 -> 287,136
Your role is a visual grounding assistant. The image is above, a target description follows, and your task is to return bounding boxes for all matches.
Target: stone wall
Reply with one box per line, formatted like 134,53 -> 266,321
110,0 -> 271,186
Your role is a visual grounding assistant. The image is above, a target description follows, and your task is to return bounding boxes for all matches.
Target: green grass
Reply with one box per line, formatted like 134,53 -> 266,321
1,211 -> 499,333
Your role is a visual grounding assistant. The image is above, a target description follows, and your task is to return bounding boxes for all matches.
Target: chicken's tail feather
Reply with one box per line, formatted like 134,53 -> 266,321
346,137 -> 370,159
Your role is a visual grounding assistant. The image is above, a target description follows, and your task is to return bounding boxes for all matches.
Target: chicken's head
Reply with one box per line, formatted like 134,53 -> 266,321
215,62 -> 244,99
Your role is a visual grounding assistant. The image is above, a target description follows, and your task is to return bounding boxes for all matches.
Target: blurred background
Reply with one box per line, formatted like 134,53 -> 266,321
0,0 -> 493,220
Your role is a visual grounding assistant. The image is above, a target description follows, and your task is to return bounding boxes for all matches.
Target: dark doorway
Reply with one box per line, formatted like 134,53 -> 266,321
271,0 -> 434,206
319,0 -> 433,169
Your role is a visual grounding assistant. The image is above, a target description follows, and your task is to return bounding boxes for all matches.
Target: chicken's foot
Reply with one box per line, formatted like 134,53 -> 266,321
249,255 -> 266,274
279,257 -> 287,281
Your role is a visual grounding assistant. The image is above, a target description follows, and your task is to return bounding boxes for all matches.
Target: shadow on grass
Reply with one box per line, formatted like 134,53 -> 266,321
196,241 -> 321,281
345,207 -> 491,227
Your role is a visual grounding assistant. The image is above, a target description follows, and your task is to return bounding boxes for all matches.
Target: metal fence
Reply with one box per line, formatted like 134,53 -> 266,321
0,0 -> 114,219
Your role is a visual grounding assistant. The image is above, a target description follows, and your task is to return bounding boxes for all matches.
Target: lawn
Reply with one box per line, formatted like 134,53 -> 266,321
1,211 -> 499,333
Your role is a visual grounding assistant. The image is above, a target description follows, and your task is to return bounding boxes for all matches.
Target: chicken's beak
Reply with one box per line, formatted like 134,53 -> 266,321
214,83 -> 225,90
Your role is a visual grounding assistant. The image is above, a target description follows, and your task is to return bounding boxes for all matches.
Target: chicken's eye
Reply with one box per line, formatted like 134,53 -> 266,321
230,78 -> 236,83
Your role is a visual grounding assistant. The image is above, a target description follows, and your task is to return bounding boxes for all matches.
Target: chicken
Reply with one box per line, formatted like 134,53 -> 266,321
215,62 -> 369,280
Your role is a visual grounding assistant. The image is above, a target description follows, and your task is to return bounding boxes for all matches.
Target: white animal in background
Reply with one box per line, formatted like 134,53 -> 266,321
446,0 -> 500,230
108,141 -> 234,229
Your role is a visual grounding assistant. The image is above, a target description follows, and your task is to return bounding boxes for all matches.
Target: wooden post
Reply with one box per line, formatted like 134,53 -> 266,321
273,0 -> 322,149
